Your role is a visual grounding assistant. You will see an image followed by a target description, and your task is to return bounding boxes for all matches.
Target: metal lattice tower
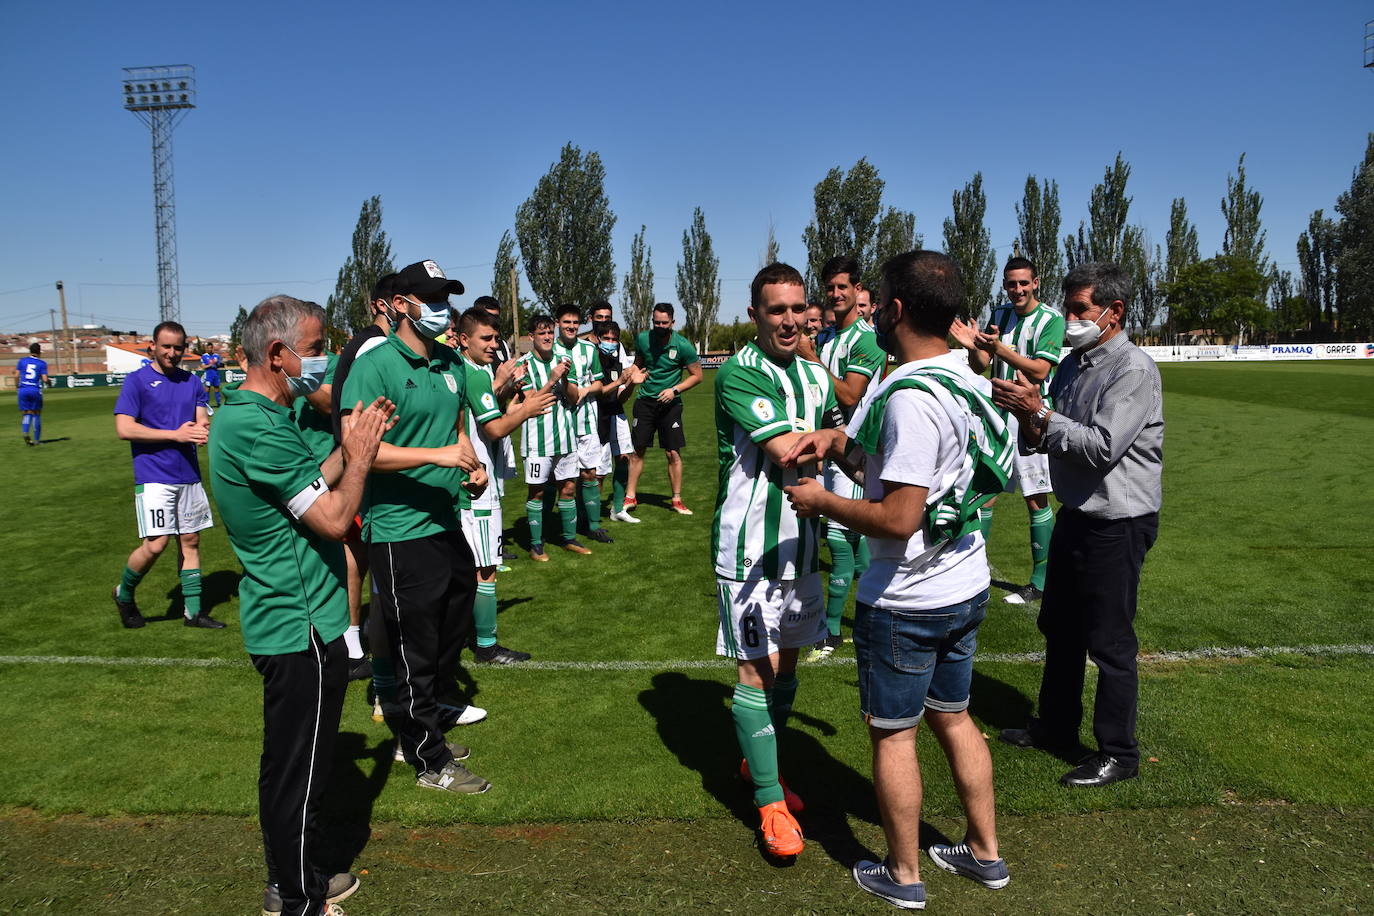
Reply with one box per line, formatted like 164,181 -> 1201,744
1365,20 -> 1374,69
122,65 -> 196,325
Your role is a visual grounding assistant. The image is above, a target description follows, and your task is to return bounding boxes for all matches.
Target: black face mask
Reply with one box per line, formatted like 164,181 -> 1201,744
653,326 -> 670,340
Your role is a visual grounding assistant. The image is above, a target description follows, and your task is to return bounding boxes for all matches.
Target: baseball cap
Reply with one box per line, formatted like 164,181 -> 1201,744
371,272 -> 397,303
392,260 -> 465,300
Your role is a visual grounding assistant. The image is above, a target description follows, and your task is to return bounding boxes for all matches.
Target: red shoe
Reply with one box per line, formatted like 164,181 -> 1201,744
758,800 -> 804,857
622,496 -> 638,511
740,758 -> 804,814
670,498 -> 693,516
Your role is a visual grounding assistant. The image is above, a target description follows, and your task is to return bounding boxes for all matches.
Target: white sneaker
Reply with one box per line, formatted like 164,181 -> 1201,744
438,701 -> 488,727
610,509 -> 641,524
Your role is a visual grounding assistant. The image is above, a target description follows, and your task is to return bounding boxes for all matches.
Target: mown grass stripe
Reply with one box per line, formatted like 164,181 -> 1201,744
2,643 -> 1372,671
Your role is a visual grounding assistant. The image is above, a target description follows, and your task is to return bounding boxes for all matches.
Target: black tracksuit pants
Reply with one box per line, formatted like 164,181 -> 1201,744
369,530 -> 476,774
251,628 -> 348,916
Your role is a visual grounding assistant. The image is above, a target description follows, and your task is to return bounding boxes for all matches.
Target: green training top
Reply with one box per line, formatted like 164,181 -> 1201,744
339,331 -> 466,543
986,301 -> 1065,406
634,330 -> 699,400
208,388 -> 348,656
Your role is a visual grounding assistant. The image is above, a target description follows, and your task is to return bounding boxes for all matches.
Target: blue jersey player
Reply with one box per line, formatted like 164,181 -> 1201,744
200,342 -> 224,406
112,321 -> 221,630
15,343 -> 48,446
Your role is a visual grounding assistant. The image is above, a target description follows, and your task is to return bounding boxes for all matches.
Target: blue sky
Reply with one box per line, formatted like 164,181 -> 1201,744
1,0 -> 1370,334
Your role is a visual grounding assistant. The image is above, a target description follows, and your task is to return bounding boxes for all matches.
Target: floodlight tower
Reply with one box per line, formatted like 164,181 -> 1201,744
121,65 -> 196,325
1365,20 -> 1374,69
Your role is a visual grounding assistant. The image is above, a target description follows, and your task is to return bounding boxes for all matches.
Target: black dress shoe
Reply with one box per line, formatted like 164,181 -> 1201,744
183,613 -> 227,629
999,722 -> 1075,752
1060,753 -> 1138,788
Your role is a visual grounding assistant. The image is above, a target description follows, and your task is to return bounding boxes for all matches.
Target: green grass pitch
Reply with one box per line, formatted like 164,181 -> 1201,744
1,359 -> 1372,913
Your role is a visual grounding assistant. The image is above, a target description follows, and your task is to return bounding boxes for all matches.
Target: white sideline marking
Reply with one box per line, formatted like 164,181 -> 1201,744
0,644 -> 1372,671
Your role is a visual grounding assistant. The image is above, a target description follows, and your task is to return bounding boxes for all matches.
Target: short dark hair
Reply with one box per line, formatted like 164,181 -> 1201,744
750,262 -> 806,307
459,306 -> 499,337
593,319 -> 621,338
587,299 -> 614,317
1062,262 -> 1131,309
652,303 -> 675,320
473,295 -> 500,311
370,273 -> 396,303
881,250 -> 965,338
821,255 -> 861,286
29,342 -> 40,354
555,303 -> 582,321
528,313 -> 554,334
152,320 -> 187,343
1004,256 -> 1037,277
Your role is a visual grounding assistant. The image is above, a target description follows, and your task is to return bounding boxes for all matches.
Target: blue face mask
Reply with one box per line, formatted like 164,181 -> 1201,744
872,305 -> 895,355
284,344 -> 328,397
405,297 -> 451,339
598,340 -> 618,355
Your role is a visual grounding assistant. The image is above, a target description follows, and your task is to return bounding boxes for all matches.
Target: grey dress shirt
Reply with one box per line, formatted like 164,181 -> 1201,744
1030,333 -> 1164,519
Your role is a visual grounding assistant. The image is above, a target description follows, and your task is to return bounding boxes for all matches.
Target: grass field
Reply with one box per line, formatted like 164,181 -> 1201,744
2,359 -> 1372,914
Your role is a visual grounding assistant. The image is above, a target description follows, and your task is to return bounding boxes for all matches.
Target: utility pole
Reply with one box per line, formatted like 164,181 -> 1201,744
509,265 -> 520,350
49,309 -> 61,374
57,281 -> 79,373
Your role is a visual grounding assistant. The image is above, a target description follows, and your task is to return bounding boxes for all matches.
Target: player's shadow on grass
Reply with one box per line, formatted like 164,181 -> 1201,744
316,730 -> 396,873
155,569 -> 240,621
497,596 -> 532,616
638,671 -> 881,869
968,669 -> 1087,763
36,436 -> 70,444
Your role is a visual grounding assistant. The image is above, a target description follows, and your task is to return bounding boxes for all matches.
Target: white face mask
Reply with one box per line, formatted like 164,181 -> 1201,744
284,344 -> 328,397
1064,309 -> 1111,352
405,297 -> 451,339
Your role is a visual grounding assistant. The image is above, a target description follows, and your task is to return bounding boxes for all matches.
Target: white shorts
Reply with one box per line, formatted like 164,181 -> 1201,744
1003,415 -> 1052,496
135,482 -> 214,538
573,432 -> 601,472
461,505 -> 503,569
524,452 -> 579,485
715,574 -> 825,661
597,415 -> 633,475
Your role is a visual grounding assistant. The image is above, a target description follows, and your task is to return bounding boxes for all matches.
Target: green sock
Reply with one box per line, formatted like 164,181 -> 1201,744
474,581 -> 498,648
558,498 -> 578,542
1030,507 -> 1055,590
732,683 -> 782,807
853,532 -> 871,577
770,674 -> 798,731
979,506 -> 995,541
525,499 -> 544,550
180,568 -> 202,618
580,479 -> 602,528
371,656 -> 397,704
825,529 -> 854,637
117,565 -> 145,603
612,461 -> 629,512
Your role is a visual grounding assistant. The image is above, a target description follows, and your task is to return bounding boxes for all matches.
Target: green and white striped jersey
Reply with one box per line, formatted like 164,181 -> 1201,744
986,301 -> 1065,406
819,317 -> 885,507
461,356 -> 506,508
712,342 -> 837,581
517,351 -> 576,458
554,336 -> 600,437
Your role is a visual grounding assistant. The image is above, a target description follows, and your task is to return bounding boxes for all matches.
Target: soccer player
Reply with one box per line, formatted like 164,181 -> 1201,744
625,303 -> 703,515
594,319 -> 645,523
458,306 -> 556,663
797,256 -> 885,658
209,296 -> 390,916
783,250 -> 1013,907
554,303 -> 612,542
15,343 -> 48,446
339,259 -> 492,795
713,262 -> 838,858
111,321 -> 221,630
950,255 -> 1064,604
855,287 -> 875,322
200,341 -> 224,407
517,313 -> 587,559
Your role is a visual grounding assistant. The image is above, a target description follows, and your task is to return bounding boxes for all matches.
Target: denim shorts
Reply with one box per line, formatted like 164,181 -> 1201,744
854,589 -> 989,729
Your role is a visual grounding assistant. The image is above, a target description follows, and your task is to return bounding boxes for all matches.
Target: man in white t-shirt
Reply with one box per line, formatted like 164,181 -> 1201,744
783,250 -> 1011,910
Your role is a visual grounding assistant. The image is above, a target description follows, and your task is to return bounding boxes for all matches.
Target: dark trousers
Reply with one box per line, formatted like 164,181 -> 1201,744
1036,509 -> 1158,767
369,530 -> 475,773
251,628 -> 348,916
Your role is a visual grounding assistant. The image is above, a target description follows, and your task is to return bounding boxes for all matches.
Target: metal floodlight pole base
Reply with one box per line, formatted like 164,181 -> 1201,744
122,65 -> 196,327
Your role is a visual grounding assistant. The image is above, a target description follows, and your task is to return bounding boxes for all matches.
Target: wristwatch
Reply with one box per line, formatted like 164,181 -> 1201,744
672,387 -> 680,397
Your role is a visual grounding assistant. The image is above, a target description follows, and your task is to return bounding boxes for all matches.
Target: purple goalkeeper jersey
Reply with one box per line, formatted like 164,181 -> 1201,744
114,363 -> 208,485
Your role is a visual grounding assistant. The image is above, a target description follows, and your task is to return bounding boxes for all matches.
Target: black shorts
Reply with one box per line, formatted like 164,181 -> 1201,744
631,396 -> 685,452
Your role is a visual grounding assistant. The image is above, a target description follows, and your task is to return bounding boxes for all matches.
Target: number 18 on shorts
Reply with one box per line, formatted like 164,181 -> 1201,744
715,575 -> 824,660
135,482 -> 214,538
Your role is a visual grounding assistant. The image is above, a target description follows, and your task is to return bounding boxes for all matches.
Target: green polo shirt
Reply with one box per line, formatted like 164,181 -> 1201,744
208,388 -> 347,656
634,330 -> 699,400
295,350 -> 339,465
339,331 -> 466,542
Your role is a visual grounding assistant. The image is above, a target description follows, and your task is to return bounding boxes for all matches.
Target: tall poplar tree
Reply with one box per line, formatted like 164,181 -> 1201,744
1335,134 -> 1374,334
1087,152 -> 1132,262
1015,175 -> 1064,303
326,195 -> 394,342
514,142 -> 616,307
676,207 -> 721,349
873,207 -> 921,280
942,172 -> 997,317
490,230 -> 523,340
1221,153 -> 1270,276
802,158 -> 883,297
620,225 -> 655,341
